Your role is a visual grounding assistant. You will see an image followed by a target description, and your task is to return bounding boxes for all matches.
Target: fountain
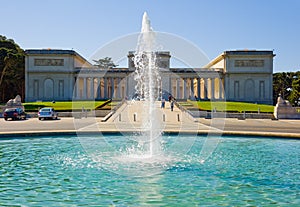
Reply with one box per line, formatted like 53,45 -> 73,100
1,12 -> 299,206
74,13 -> 173,177
73,12 -> 222,177
133,12 -> 162,157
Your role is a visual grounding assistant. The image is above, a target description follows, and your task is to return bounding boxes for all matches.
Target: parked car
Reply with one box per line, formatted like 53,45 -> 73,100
3,108 -> 26,121
38,107 -> 58,120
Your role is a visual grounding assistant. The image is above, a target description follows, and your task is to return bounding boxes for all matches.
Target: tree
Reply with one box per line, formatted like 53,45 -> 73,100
93,57 -> 118,68
273,71 -> 300,105
0,35 -> 25,103
288,72 -> 300,106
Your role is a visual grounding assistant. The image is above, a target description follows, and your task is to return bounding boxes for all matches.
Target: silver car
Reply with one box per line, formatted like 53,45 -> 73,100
38,107 -> 58,120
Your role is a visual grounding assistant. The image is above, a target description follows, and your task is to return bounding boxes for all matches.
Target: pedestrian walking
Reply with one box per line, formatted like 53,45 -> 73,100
170,100 -> 174,111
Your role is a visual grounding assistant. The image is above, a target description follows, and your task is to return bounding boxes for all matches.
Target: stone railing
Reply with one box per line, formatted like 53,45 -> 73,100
101,99 -> 127,122
187,109 -> 273,119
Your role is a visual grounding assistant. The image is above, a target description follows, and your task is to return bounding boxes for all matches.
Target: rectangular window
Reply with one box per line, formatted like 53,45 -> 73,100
234,81 -> 240,98
33,80 -> 39,97
259,81 -> 265,98
59,80 -> 64,98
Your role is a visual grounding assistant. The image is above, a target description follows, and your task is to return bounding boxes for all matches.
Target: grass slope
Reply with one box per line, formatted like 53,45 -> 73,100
188,101 -> 274,113
23,100 -> 110,111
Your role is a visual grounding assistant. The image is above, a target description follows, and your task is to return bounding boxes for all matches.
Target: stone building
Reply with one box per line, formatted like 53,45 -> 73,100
25,49 -> 275,104
204,50 -> 275,104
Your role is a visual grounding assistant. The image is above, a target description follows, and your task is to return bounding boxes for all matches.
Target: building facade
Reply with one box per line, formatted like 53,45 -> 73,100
25,49 -> 275,104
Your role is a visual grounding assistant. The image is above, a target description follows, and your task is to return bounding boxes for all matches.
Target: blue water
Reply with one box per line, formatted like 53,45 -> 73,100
0,135 -> 299,206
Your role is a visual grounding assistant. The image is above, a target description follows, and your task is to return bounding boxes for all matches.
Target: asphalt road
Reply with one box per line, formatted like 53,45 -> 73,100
0,116 -> 299,138
0,117 -> 88,132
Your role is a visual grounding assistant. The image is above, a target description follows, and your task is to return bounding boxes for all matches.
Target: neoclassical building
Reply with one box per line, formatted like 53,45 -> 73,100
25,49 -> 275,104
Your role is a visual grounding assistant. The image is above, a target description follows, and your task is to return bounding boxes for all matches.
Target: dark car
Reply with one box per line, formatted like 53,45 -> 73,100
3,108 -> 26,121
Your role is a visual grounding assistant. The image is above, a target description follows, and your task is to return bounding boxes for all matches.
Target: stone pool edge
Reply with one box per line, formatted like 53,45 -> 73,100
1,130 -> 299,139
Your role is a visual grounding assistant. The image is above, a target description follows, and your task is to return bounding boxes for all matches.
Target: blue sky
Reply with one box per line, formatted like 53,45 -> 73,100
1,0 -> 300,72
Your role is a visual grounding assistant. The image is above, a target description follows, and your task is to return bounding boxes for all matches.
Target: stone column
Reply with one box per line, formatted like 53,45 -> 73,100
75,77 -> 80,99
111,77 -> 115,99
219,78 -> 223,100
183,78 -> 187,99
90,77 -> 94,99
97,78 -> 101,99
211,78 -> 215,100
123,79 -> 127,99
197,78 -> 201,100
117,78 -> 121,99
104,78 -> 108,99
204,78 -> 208,100
83,77 -> 87,99
176,78 -> 180,99
190,78 -> 194,98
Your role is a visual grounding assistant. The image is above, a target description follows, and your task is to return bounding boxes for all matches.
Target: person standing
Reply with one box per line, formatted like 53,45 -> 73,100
161,98 -> 165,108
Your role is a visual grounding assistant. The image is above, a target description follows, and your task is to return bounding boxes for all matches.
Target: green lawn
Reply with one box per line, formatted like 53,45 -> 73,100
187,101 -> 274,113
23,100 -> 110,111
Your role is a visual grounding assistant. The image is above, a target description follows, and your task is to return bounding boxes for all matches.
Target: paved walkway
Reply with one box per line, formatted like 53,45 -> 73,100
0,100 -> 299,138
93,100 -> 212,134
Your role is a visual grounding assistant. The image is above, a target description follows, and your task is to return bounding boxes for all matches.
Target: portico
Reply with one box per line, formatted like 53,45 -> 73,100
71,68 -> 225,101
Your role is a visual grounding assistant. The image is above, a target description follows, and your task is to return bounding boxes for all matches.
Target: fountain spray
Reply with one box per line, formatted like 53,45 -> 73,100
133,12 -> 162,156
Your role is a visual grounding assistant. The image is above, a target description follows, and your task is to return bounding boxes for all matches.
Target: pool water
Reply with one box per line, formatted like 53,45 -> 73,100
0,135 -> 299,206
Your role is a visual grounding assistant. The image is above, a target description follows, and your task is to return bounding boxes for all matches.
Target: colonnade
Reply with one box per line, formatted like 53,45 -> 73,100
74,76 -> 126,100
170,77 -> 224,100
74,75 -> 224,101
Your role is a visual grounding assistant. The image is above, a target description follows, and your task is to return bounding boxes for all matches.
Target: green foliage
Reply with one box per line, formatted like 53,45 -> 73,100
188,101 -> 274,113
273,71 -> 300,105
288,72 -> 300,106
93,57 -> 118,68
0,35 -> 25,103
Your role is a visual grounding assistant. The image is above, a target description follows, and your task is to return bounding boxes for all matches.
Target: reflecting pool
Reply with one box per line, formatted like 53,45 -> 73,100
0,135 -> 299,206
